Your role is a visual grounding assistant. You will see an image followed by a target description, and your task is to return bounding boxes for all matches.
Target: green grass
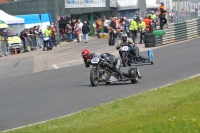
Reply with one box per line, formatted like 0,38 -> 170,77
5,76 -> 200,133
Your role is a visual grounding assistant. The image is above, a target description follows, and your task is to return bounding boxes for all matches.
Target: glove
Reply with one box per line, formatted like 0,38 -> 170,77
87,59 -> 91,63
116,46 -> 120,50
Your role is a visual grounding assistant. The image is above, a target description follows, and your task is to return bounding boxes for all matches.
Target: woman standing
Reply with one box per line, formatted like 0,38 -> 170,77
74,23 -> 81,42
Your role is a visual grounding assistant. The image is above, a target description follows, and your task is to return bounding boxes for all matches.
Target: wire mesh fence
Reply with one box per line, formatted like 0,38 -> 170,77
170,0 -> 200,23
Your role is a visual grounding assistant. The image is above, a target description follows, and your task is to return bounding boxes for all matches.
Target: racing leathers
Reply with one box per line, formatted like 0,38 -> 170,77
124,20 -> 130,37
116,38 -> 146,62
116,38 -> 137,57
83,53 -> 124,80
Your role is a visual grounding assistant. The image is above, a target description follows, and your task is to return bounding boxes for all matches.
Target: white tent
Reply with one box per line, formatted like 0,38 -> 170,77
0,10 -> 24,35
0,10 -> 24,24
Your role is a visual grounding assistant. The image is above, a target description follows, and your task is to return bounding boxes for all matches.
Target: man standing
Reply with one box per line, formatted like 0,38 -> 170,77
138,18 -> 146,44
150,11 -> 157,29
158,2 -> 167,29
19,29 -> 28,52
71,19 -> 76,41
143,16 -> 152,32
96,18 -> 102,38
51,23 -> 57,46
124,17 -> 130,37
82,21 -> 90,43
65,21 -> 72,42
129,17 -> 138,43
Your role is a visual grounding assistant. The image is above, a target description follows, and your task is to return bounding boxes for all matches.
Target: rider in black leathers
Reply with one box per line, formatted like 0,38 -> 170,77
82,49 -> 124,80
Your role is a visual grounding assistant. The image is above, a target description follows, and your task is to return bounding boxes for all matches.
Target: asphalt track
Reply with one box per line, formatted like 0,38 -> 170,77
0,37 -> 200,131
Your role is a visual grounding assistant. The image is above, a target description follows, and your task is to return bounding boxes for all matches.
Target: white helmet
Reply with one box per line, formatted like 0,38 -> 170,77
121,33 -> 128,39
47,25 -> 51,29
161,1 -> 164,5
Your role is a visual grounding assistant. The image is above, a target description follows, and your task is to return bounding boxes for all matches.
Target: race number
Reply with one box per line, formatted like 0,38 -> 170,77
122,46 -> 129,51
91,57 -> 100,64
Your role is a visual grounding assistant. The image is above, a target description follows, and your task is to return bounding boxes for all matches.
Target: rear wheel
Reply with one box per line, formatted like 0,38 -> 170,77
131,69 -> 138,84
90,68 -> 99,87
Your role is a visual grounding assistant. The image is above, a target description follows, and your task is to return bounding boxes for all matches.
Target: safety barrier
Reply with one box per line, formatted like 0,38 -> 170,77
26,35 -> 43,51
0,35 -> 43,57
154,18 -> 200,46
0,40 -> 9,57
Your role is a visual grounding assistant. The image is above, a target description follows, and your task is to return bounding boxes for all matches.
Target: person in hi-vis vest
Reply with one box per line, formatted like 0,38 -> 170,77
158,1 -> 167,29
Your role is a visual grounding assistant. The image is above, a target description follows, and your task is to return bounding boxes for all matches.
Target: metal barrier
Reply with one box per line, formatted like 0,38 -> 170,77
155,18 -> 200,46
0,40 -> 9,57
170,0 -> 199,24
26,35 -> 43,51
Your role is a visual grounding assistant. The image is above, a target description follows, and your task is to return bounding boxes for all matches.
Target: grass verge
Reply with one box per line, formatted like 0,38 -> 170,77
5,76 -> 200,133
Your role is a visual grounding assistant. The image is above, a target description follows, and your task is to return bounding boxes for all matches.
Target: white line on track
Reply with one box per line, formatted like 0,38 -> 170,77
2,73 -> 200,133
52,64 -> 59,69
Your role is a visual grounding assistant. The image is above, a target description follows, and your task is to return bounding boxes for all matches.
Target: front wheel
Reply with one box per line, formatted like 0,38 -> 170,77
122,52 -> 127,67
90,68 -> 99,87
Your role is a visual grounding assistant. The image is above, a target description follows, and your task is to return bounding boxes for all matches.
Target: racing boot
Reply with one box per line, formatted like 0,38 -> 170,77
119,72 -> 126,82
115,69 -> 126,82
136,68 -> 142,79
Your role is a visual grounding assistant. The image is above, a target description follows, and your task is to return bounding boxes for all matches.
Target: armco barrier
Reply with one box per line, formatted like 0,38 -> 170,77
155,18 -> 200,46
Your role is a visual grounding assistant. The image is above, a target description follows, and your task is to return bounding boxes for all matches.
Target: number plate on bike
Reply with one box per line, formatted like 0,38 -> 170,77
122,46 -> 128,51
91,58 -> 99,64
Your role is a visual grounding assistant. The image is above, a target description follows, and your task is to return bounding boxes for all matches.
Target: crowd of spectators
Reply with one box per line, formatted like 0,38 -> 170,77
20,23 -> 58,52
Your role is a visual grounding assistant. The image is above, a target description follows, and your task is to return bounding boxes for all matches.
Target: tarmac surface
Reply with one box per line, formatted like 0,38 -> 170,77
0,36 -> 200,131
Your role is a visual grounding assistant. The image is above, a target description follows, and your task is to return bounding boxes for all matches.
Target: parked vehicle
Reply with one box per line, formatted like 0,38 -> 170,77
0,23 -> 23,53
108,29 -> 116,46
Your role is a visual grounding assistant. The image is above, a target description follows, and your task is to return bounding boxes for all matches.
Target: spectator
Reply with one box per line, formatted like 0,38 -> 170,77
51,23 -> 57,46
71,19 -> 76,41
77,19 -> 83,42
96,18 -> 102,38
0,29 -> 8,41
82,21 -> 90,43
33,26 -> 42,48
19,29 -> 28,52
65,21 -> 73,42
158,2 -> 167,29
143,16 -> 152,32
74,22 -> 81,42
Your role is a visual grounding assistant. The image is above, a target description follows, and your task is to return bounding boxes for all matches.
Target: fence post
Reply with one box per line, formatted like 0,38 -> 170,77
90,12 -> 94,37
101,11 -> 104,33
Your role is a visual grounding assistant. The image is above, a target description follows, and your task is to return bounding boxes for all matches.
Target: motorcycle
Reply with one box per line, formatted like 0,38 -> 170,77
89,53 -> 139,87
108,29 -> 116,46
119,45 -> 154,67
118,27 -> 125,39
43,36 -> 53,51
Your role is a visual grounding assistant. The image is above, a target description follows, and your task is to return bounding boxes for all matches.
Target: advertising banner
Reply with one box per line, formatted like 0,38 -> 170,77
65,0 -> 106,8
110,0 -> 116,7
